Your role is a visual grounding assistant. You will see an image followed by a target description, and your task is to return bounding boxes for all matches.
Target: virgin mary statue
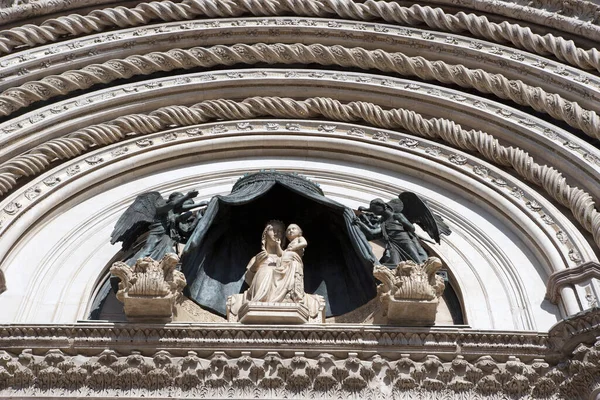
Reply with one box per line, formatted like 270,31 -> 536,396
227,221 -> 324,320
180,171 -> 378,317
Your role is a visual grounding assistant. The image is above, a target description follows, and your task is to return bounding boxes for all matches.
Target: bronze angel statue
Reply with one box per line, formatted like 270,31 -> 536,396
353,192 -> 450,265
110,190 -> 208,265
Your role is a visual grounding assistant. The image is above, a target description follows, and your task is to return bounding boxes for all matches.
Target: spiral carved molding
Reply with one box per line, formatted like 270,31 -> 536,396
1,96 -> 599,254
0,0 -> 599,74
1,43 -> 599,143
2,0 -> 600,41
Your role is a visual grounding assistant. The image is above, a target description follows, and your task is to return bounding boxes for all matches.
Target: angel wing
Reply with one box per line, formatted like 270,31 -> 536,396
398,192 -> 451,244
110,191 -> 165,250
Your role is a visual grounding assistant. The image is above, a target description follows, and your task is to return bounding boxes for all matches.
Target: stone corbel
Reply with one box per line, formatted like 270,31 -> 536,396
110,253 -> 186,323
374,257 -> 445,326
546,262 -> 600,315
547,307 -> 600,361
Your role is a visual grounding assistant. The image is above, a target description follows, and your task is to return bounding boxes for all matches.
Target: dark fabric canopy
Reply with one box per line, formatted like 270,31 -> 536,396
181,172 -> 378,317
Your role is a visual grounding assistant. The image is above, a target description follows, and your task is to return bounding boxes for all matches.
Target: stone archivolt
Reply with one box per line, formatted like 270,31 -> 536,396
2,0 -> 599,43
1,43 -> 598,139
1,21 -> 597,110
0,0 -> 599,74
2,96 -> 598,256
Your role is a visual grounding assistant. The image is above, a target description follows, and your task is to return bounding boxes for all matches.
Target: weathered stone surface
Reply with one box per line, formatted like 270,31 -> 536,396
228,222 -> 325,324
375,257 -> 445,326
237,301 -> 313,324
0,331 -> 596,399
0,309 -> 596,397
111,253 -> 186,323
0,269 -> 5,295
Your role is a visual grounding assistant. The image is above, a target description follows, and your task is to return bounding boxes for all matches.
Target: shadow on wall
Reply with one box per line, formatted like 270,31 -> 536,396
0,269 -> 5,295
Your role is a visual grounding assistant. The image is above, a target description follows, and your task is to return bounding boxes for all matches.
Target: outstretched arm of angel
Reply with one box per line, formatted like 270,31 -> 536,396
393,212 -> 415,233
156,190 -> 199,213
180,199 -> 208,212
353,217 -> 382,240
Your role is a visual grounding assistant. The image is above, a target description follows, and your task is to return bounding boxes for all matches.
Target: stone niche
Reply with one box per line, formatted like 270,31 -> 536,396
99,172 -> 454,326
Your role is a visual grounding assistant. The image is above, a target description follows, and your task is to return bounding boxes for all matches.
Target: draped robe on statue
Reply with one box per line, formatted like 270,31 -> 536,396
180,172 -> 378,317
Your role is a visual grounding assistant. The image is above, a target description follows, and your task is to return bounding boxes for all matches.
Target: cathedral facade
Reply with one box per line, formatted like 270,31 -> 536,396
0,0 -> 599,398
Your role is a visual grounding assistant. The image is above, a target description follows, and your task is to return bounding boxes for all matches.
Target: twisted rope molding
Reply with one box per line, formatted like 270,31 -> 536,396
2,19 -> 599,110
0,0 -> 132,25
3,0 -> 599,42
1,43 -> 599,141
1,96 -> 599,252
0,0 -> 599,73
3,22 -> 599,119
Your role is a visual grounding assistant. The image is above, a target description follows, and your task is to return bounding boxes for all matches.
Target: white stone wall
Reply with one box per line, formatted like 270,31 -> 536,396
0,152 -> 564,330
1,0 -> 600,338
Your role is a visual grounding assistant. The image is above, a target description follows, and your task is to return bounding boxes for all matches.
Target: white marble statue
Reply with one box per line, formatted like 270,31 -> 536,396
227,221 -> 325,323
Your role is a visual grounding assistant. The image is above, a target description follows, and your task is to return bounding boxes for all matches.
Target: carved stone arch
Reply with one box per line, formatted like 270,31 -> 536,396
1,0 -> 598,66
0,119 -> 590,329
2,19 -> 597,115
2,68 -> 600,243
2,1 -> 600,397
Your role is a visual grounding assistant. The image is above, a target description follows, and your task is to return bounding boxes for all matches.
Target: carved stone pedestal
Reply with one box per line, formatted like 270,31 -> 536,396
237,301 -> 313,324
110,253 -> 186,323
375,257 -> 445,326
386,298 -> 439,326
228,295 -> 326,324
118,296 -> 176,323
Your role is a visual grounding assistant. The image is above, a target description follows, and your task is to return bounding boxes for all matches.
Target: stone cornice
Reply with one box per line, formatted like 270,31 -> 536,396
0,324 -> 548,357
0,309 -> 598,399
548,307 -> 600,357
546,262 -> 600,303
